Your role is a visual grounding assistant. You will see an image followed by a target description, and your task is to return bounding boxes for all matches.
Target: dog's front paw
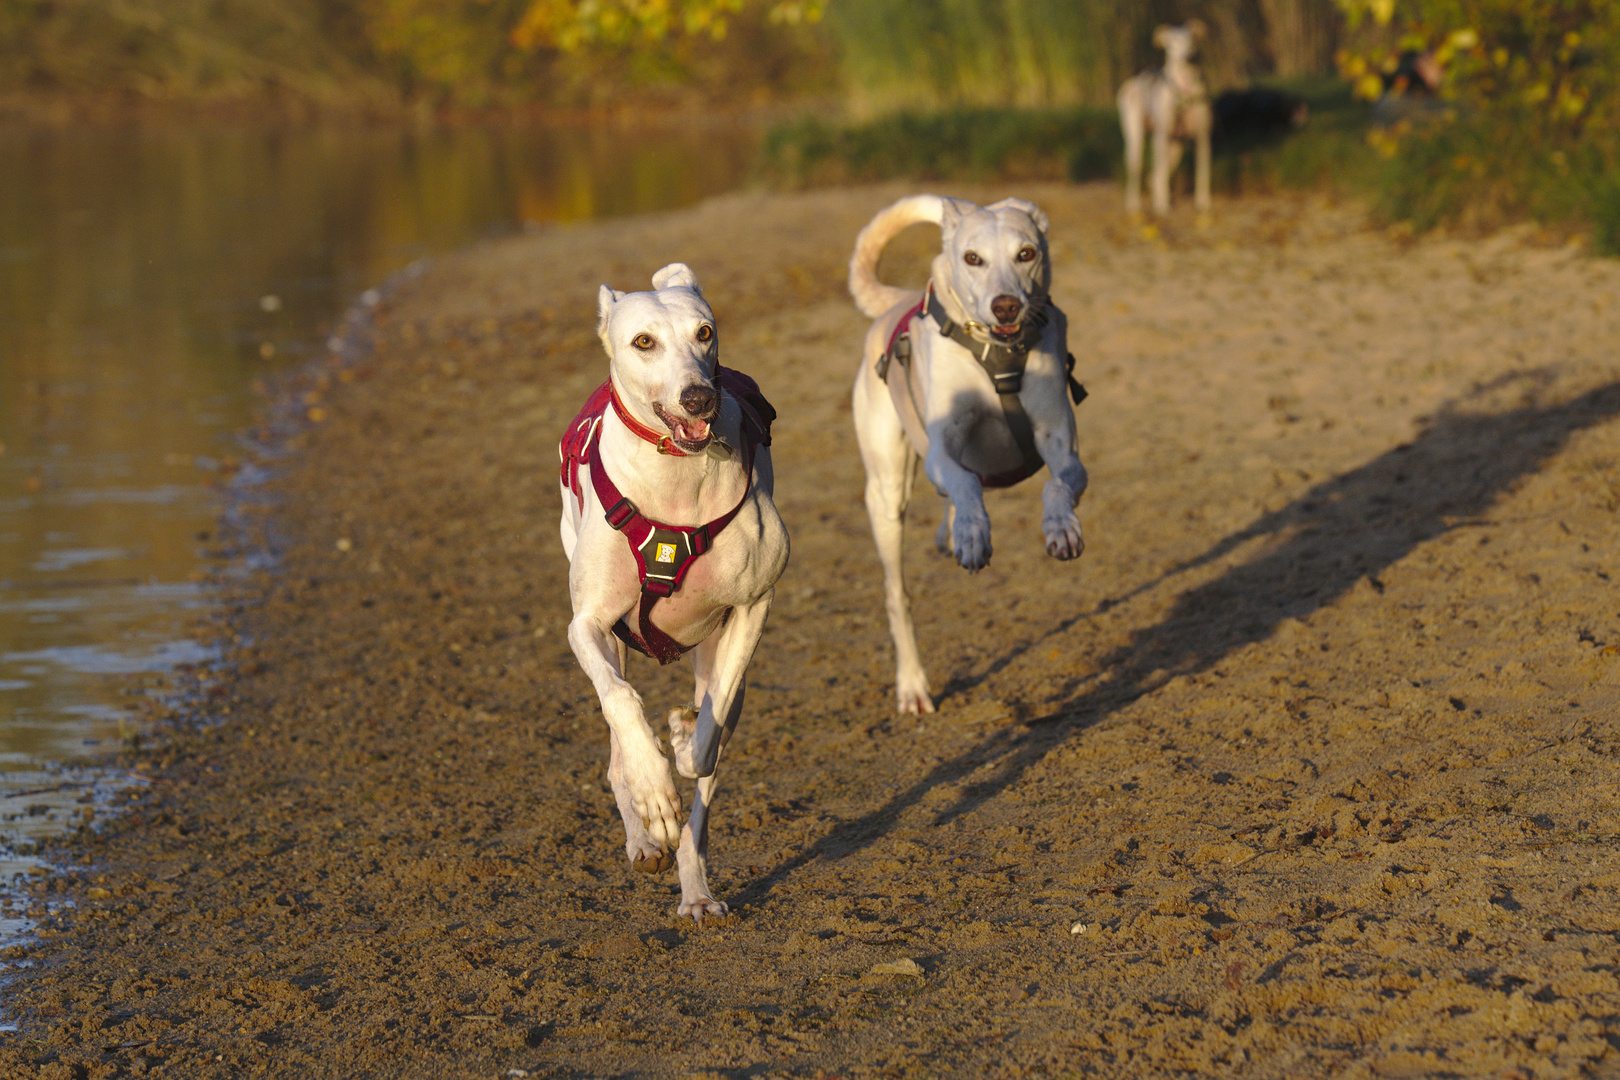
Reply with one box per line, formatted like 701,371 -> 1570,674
678,895 -> 731,927
667,706 -> 702,778
953,516 -> 992,572
1044,512 -> 1085,561
896,670 -> 935,715
629,840 -> 674,874
626,754 -> 684,851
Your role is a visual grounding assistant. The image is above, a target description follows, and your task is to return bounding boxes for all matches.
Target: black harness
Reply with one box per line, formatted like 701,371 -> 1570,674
878,284 -> 1086,487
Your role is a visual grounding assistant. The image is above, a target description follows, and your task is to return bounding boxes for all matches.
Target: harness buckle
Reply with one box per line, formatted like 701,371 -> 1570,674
642,579 -> 674,598
991,370 -> 1024,394
690,525 -> 712,556
604,497 -> 638,531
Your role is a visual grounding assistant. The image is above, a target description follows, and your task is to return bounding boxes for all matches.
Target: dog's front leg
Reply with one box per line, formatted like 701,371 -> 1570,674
567,612 -> 684,856
1036,428 -> 1088,561
1122,110 -> 1145,216
666,592 -> 772,922
1151,124 -> 1175,216
668,592 -> 771,780
924,419 -> 992,571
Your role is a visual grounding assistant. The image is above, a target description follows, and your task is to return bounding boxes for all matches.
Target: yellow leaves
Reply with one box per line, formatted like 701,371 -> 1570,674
510,0 -> 815,53
1366,125 -> 1405,159
766,0 -> 823,25
510,0 -> 576,51
1333,0 -> 1395,26
1355,71 -> 1386,100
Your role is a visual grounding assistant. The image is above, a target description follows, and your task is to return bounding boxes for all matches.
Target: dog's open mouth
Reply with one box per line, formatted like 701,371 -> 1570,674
653,403 -> 714,452
990,322 -> 1024,341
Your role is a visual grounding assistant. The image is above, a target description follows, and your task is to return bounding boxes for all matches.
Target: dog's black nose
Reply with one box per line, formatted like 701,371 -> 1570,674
991,295 -> 1023,325
679,382 -> 719,417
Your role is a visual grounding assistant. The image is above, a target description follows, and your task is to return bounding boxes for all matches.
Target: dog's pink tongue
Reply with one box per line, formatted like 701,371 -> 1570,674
678,418 -> 711,442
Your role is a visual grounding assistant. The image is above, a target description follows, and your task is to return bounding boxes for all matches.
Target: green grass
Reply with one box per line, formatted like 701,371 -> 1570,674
1371,110 -> 1620,253
758,76 -> 1620,253
758,77 -> 1375,195
757,105 -> 1126,188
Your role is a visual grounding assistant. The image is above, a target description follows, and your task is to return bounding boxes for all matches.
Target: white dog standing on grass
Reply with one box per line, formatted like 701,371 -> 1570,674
849,195 -> 1089,715
1118,20 -> 1212,216
558,263 -> 787,923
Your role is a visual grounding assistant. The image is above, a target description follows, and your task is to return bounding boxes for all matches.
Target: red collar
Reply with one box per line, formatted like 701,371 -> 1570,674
608,380 -> 691,456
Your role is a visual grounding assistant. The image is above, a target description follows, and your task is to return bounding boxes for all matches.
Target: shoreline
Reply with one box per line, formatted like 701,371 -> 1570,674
2,182 -> 1618,1077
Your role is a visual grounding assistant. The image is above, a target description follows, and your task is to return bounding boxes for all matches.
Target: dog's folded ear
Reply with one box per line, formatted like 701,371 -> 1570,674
1152,24 -> 1170,48
597,284 -> 624,343
652,262 -> 702,295
938,197 -> 974,239
987,197 -> 1050,235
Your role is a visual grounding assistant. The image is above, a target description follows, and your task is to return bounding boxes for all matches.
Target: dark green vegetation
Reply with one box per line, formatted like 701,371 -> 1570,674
758,77 -> 1364,195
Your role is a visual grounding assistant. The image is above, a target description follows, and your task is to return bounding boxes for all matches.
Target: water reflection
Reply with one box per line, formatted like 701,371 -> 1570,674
0,117 -> 758,946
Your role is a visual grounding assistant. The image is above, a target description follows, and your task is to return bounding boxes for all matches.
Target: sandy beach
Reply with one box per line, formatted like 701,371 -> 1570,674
3,180 -> 1619,1078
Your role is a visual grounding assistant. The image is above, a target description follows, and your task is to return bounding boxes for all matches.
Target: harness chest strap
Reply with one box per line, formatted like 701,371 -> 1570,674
560,369 -> 774,664
878,283 -> 1087,488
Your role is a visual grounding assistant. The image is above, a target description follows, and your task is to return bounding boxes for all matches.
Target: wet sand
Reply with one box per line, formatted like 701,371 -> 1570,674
3,181 -> 1619,1078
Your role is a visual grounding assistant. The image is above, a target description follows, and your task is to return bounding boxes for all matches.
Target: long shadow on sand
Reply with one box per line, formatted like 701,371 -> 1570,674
732,372 -> 1620,907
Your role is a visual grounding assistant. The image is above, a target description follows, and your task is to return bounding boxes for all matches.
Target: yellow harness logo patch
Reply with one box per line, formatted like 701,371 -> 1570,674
654,542 -> 678,564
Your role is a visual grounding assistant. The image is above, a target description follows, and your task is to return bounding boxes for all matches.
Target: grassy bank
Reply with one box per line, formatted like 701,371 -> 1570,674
758,78 -> 1620,254
758,79 -> 1375,196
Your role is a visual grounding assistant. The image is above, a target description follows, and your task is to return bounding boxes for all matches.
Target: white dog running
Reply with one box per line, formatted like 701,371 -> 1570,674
559,263 -> 788,923
1117,21 -> 1212,216
849,195 -> 1088,715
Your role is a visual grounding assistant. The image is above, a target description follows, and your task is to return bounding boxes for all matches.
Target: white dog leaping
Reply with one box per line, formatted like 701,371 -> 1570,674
1118,20 -> 1212,216
559,263 -> 788,923
849,195 -> 1089,715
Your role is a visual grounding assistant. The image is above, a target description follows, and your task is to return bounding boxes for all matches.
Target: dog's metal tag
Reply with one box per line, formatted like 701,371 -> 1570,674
704,437 -> 735,461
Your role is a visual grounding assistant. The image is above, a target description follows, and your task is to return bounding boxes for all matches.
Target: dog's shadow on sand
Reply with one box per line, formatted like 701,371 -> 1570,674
731,371 -> 1620,907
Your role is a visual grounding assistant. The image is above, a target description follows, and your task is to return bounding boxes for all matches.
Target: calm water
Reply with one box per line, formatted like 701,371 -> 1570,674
0,118 -> 758,948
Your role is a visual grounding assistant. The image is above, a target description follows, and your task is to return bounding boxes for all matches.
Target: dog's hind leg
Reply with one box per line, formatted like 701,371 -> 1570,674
855,371 -> 934,714
1194,123 -> 1212,213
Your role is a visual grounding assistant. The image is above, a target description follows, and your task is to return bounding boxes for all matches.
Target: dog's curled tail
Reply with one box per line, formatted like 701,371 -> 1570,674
848,194 -> 943,319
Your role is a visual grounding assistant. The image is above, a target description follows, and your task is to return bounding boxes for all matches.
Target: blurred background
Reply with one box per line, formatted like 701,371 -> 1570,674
0,0 -> 1616,945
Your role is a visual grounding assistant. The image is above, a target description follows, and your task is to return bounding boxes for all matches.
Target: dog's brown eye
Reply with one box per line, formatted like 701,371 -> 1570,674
696,324 -> 713,343
963,251 -> 983,266
1017,246 -> 1037,262
632,333 -> 656,350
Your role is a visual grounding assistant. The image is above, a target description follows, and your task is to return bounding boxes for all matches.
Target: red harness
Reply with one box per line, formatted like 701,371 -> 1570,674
560,368 -> 775,664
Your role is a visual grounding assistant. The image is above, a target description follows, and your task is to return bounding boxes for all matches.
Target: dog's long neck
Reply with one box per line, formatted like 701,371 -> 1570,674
598,407 -> 747,525
1164,54 -> 1204,99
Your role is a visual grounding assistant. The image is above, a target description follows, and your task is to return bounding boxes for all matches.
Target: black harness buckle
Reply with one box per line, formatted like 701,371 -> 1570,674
604,497 -> 638,531
990,369 -> 1024,394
